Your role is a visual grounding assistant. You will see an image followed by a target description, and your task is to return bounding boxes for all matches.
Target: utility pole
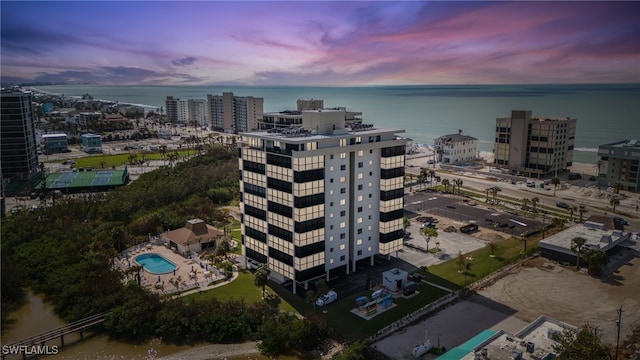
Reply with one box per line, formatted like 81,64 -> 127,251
616,305 -> 623,360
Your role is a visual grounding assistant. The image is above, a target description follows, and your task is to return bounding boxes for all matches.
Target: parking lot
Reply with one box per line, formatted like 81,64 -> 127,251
405,191 -> 543,237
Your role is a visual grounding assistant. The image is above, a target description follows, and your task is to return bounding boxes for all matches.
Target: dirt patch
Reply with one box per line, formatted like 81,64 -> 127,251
476,256 -> 640,346
474,231 -> 506,242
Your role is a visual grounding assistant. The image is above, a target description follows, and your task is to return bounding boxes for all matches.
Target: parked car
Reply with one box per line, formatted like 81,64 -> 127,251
490,186 -> 501,191
613,217 -> 628,225
526,181 -> 536,188
316,290 -> 337,306
556,201 -> 570,209
568,172 -> 582,180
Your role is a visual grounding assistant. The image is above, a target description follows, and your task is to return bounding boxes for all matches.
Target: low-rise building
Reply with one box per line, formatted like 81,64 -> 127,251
597,139 -> 640,193
41,133 -> 68,154
434,131 -> 478,164
538,220 -> 629,265
81,133 -> 102,153
160,219 -> 222,256
454,316 -> 577,360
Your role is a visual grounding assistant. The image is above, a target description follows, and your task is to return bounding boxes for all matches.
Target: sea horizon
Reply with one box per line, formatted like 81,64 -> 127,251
30,83 -> 640,165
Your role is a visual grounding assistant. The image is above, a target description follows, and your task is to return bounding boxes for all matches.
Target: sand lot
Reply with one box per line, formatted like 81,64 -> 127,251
376,253 -> 640,359
476,254 -> 640,346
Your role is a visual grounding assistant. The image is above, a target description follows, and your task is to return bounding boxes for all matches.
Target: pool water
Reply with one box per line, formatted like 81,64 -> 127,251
134,253 -> 177,274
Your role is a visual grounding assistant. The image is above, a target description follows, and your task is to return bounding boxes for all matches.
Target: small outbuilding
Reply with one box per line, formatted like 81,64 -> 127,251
160,219 -> 223,256
382,268 -> 408,293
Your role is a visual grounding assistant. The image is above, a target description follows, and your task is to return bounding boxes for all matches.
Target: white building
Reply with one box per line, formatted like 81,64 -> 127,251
176,98 -> 209,126
239,109 -> 406,293
434,132 -> 478,164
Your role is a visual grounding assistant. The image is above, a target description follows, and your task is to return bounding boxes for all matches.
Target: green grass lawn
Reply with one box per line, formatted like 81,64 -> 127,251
270,281 -> 450,341
183,271 -> 298,314
53,151 -> 191,168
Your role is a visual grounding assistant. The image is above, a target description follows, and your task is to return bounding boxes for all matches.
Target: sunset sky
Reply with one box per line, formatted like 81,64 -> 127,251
2,1 -> 639,86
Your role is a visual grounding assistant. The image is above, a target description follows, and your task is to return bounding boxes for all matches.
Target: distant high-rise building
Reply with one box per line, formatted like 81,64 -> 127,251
1,89 -> 40,183
493,110 -> 577,178
597,140 -> 640,192
239,109 -> 406,293
165,96 -> 178,123
207,92 -> 263,133
296,98 -> 324,111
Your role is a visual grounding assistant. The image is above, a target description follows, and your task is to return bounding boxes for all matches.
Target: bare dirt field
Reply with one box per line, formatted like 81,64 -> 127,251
475,253 -> 640,346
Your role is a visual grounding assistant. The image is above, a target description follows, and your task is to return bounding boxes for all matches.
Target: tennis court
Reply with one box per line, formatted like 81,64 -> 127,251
40,169 -> 129,191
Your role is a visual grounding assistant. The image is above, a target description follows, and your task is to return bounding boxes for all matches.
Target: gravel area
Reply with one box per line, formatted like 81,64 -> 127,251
157,341 -> 261,360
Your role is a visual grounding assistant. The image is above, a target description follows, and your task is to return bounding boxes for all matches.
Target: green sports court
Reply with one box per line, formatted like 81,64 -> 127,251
39,168 -> 129,192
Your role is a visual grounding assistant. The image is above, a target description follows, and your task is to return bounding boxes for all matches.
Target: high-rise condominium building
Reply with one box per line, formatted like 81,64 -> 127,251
1,90 -> 40,183
207,92 -> 263,133
177,99 -> 208,126
597,140 -> 640,192
165,96 -> 179,123
493,110 -> 576,178
239,109 -> 406,293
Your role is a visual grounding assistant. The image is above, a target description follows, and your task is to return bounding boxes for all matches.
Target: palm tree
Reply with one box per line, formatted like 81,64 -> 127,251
570,237 -> 587,269
531,197 -> 539,213
584,248 -> 608,276
522,198 -> 531,212
254,264 -> 271,298
428,169 -> 436,189
485,188 -> 491,202
420,167 -> 429,190
578,205 -> 587,223
441,178 -> 450,193
421,226 -> 438,251
455,178 -> 463,195
488,242 -> 497,257
553,217 -> 567,231
568,206 -> 576,222
403,217 -> 411,234
610,197 -> 620,213
435,176 -> 441,191
551,177 -> 560,196
456,251 -> 465,273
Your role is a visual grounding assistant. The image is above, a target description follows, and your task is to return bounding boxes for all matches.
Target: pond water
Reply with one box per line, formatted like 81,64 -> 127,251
1,291 -> 278,359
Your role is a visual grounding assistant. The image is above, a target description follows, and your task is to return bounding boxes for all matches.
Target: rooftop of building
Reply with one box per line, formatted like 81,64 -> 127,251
162,219 -> 222,247
599,139 -> 640,148
435,133 -> 478,142
243,109 -> 404,141
454,316 -> 576,360
42,133 -> 68,138
538,220 -> 628,256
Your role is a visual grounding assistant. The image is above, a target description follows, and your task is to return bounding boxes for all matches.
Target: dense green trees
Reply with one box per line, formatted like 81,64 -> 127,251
1,146 -> 333,357
1,147 -> 239,326
552,324 -> 613,359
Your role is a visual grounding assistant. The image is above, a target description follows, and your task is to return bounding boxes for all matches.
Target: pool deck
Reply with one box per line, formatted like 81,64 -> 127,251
116,244 -> 238,295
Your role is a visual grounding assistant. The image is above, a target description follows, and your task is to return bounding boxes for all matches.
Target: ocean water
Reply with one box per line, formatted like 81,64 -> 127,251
32,84 -> 640,164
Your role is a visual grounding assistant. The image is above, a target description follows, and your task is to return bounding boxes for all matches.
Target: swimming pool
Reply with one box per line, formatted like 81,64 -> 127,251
134,253 -> 178,274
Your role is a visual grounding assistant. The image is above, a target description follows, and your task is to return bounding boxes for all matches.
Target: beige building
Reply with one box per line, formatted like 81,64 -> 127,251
207,92 -> 263,133
160,219 -> 222,256
493,110 -> 577,178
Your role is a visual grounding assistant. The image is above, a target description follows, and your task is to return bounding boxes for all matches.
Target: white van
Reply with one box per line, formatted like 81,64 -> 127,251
316,290 -> 337,306
526,181 -> 535,187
